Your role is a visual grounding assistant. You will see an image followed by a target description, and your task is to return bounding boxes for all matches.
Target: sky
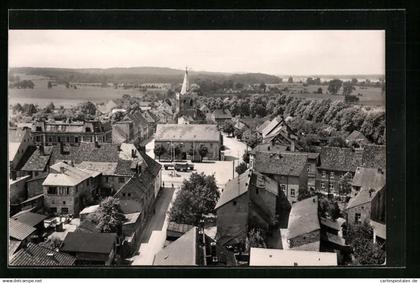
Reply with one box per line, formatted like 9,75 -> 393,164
9,30 -> 385,76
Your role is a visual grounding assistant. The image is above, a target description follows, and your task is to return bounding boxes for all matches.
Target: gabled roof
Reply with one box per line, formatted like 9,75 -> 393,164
352,167 -> 386,189
250,248 -> 337,266
11,211 -> 47,227
215,171 -> 251,209
10,243 -> 76,266
21,146 -> 53,172
9,239 -> 21,258
139,150 -> 162,177
288,196 -> 320,239
153,227 -> 197,266
9,219 -> 36,241
61,232 -> 117,254
360,145 -> 386,170
346,185 -> 385,210
155,124 -> 220,142
261,116 -> 283,137
253,151 -> 307,177
212,109 -> 232,119
347,130 -> 368,142
256,120 -> 271,134
43,162 -> 94,186
251,143 -> 289,155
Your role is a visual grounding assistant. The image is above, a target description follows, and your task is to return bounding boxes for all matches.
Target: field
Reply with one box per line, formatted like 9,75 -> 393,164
8,74 -> 145,107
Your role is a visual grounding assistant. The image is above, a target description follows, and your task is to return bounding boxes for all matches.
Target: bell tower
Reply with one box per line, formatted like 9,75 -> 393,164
176,67 -> 196,114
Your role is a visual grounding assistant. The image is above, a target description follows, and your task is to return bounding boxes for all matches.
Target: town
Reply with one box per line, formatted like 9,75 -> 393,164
8,66 -> 386,267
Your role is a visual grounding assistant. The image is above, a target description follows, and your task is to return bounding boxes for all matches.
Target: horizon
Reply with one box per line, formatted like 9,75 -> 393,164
9,65 -> 384,78
9,30 -> 385,76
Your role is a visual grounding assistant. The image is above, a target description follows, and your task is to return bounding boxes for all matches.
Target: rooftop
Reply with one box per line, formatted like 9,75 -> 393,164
346,185 -> 385,210
352,167 -> 386,189
215,170 -> 251,210
347,130 -> 368,142
21,146 -> 53,172
250,248 -> 337,266
287,196 -> 320,239
11,211 -> 47,227
155,124 -> 221,142
253,151 -> 307,177
10,242 -> 76,266
43,162 -> 94,187
61,232 -> 117,254
9,219 -> 36,241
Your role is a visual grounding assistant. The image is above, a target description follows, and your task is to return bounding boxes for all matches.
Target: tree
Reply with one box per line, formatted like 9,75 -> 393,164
344,95 -> 360,104
198,145 -> 208,161
12,103 -> 23,114
316,87 -> 323,94
78,101 -> 97,115
346,221 -> 386,265
45,102 -> 55,113
247,228 -> 267,249
328,136 -> 347,148
298,186 -> 314,201
154,144 -> 166,161
242,151 -> 250,164
338,172 -> 353,196
342,81 -> 356,96
327,79 -> 343,95
48,81 -> 53,89
235,162 -> 248,175
22,103 -> 37,115
242,129 -> 262,148
222,121 -> 235,136
234,127 -> 245,139
319,197 -> 341,220
259,82 -> 267,93
88,197 -> 127,234
169,173 -> 220,225
288,76 -> 293,83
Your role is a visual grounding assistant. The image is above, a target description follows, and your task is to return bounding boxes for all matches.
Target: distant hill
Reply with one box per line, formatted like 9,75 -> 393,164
9,67 -> 283,85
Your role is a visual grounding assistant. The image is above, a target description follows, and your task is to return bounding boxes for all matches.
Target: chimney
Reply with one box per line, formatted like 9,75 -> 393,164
267,146 -> 271,151
290,140 -> 295,152
131,149 -> 137,158
94,140 -> 99,148
39,145 -> 44,156
60,166 -> 65,174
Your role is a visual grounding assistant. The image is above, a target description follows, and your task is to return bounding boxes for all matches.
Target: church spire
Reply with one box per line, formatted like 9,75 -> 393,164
180,66 -> 189,95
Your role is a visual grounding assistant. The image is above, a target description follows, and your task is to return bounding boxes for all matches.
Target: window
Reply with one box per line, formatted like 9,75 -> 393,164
256,188 -> 259,195
321,182 -> 325,190
48,137 -> 52,143
355,213 -> 361,224
85,127 -> 91,132
75,137 -> 79,143
233,201 -> 237,206
61,207 -> 69,215
290,189 -> 295,197
329,183 -> 334,190
122,193 -> 126,197
50,207 -> 57,214
128,193 -> 131,197
330,172 -> 335,179
105,176 -> 109,183
48,186 -> 57,195
62,201 -> 66,205
36,126 -> 42,132
36,136 -> 41,142
322,171 -> 326,178
119,177 -> 125,183
66,137 -> 70,142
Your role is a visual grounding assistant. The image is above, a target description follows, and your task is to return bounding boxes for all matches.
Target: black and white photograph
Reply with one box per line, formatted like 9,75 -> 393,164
8,29 -> 387,267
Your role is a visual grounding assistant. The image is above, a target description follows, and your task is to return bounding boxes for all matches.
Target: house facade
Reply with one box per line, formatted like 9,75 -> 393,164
31,120 -> 112,146
155,124 -> 222,161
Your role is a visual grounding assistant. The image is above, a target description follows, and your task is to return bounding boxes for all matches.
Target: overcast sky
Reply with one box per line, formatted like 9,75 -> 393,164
9,30 -> 385,75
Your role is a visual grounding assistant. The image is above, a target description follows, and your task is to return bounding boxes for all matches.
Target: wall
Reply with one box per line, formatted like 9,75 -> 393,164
289,229 -> 321,251
316,169 -> 353,195
10,175 -> 30,204
155,140 -> 220,161
112,123 -> 133,143
347,203 -> 372,226
272,174 -> 300,204
26,176 -> 46,198
248,185 -> 277,227
216,193 -> 249,245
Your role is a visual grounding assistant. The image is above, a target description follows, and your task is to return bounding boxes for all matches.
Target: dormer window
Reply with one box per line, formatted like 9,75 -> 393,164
85,127 -> 91,132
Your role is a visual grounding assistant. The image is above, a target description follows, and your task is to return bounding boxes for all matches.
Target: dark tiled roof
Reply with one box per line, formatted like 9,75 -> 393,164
139,150 -> 162,177
167,222 -> 195,234
76,220 -> 100,233
127,110 -> 148,127
10,243 -> 76,266
253,151 -> 307,177
361,145 -> 386,170
21,147 -> 53,172
318,147 -> 357,172
288,196 -> 320,239
11,211 -> 47,227
212,109 -> 232,119
115,159 -> 136,176
51,143 -> 121,164
251,143 -> 288,155
61,232 -> 116,254
9,219 -> 36,241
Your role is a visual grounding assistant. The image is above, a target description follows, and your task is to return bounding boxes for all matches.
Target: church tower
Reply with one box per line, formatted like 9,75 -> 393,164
176,67 -> 197,115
